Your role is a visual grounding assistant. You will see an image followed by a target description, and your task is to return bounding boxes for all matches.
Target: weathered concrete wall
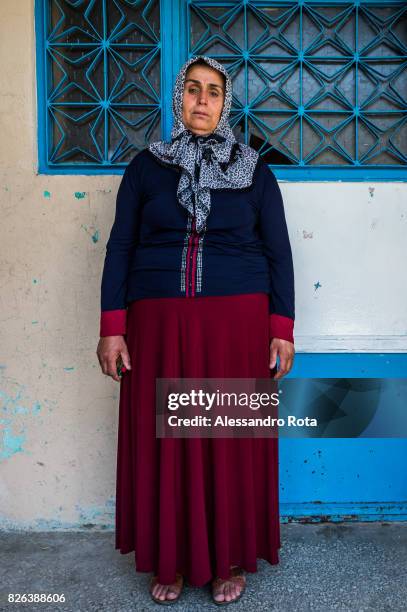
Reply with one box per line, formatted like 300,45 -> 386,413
0,2 -> 406,529
1,1 -> 121,528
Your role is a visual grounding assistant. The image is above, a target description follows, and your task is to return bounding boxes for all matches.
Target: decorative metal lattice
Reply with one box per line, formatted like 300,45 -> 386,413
188,1 -> 407,168
39,0 -> 161,168
36,0 -> 407,174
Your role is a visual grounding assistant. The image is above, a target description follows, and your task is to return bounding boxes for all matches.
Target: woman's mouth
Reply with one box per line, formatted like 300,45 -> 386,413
193,112 -> 209,117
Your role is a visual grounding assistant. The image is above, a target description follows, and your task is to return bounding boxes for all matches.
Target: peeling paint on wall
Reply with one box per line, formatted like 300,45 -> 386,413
43,190 -> 51,198
0,377 -> 57,461
0,497 -> 116,530
0,425 -> 26,460
74,191 -> 87,199
81,224 -> 99,243
314,281 -> 322,291
74,496 -> 115,528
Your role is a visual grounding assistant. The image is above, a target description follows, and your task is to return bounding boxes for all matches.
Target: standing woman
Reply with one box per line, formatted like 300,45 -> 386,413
97,55 -> 295,605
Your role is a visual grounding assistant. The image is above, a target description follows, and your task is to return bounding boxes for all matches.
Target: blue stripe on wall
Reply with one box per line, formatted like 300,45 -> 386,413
288,353 -> 407,378
280,353 -> 407,521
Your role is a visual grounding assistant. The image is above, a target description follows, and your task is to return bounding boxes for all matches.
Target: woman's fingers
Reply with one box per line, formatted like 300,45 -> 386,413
108,356 -> 121,382
270,339 -> 295,379
274,360 -> 289,380
97,336 -> 129,382
120,345 -> 132,371
103,349 -> 121,382
269,344 -> 278,369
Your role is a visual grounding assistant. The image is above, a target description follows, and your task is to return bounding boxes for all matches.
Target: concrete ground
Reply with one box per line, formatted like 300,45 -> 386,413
1,522 -> 406,611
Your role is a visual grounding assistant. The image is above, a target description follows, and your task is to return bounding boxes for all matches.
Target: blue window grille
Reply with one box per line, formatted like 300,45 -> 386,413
36,0 -> 407,179
35,0 -> 163,174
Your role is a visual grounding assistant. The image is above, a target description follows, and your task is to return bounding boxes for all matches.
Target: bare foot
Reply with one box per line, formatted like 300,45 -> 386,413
212,565 -> 246,603
150,572 -> 184,602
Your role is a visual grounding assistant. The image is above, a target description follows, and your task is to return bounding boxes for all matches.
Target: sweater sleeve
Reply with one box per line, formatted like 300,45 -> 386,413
99,159 -> 142,337
258,161 -> 295,344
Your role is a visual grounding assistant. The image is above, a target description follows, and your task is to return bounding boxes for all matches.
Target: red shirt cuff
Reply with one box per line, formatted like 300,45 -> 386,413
100,309 -> 127,337
269,313 -> 294,344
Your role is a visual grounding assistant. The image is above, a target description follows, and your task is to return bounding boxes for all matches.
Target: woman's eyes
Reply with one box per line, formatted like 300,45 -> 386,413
188,88 -> 219,97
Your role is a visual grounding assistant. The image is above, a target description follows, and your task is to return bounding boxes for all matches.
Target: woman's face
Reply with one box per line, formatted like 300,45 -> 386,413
182,64 -> 225,136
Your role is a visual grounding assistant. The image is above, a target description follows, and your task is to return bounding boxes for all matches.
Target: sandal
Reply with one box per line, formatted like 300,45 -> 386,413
149,572 -> 184,605
212,565 -> 246,605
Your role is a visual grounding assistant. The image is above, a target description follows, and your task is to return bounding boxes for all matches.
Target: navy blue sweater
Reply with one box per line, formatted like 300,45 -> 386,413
100,148 -> 295,342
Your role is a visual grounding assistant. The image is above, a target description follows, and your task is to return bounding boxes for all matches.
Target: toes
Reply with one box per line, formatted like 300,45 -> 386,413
159,585 -> 168,601
160,585 -> 168,600
151,580 -> 182,602
213,583 -> 225,602
213,575 -> 246,603
157,585 -> 166,600
212,570 -> 246,604
152,584 -> 160,598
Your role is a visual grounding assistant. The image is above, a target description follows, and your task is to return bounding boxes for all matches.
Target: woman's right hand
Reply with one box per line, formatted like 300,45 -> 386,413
96,336 -> 132,383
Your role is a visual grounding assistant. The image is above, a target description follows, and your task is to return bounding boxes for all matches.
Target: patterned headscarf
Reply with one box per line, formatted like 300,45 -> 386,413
148,55 -> 259,234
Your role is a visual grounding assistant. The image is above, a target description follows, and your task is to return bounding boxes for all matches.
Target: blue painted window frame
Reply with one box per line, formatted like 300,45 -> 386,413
35,0 -> 407,180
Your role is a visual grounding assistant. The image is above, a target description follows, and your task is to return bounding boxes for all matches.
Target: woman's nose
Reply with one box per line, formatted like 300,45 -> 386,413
198,91 -> 208,104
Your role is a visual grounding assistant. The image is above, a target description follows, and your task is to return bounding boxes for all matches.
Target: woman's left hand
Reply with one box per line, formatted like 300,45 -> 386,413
269,338 -> 295,379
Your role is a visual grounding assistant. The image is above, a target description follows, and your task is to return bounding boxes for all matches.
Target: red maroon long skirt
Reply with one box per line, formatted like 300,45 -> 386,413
115,292 -> 281,587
